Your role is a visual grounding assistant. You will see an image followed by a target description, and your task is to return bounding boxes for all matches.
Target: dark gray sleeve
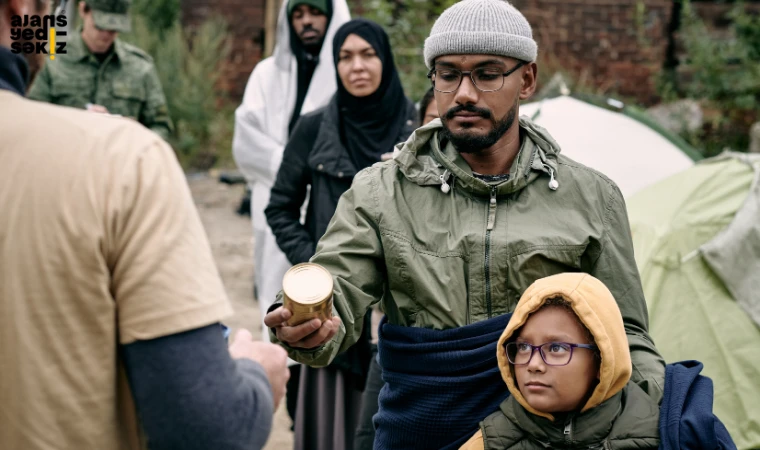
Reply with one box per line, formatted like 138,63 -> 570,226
122,324 -> 274,450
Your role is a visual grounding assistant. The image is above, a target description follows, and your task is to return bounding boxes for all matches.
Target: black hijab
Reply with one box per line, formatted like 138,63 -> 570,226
332,19 -> 409,170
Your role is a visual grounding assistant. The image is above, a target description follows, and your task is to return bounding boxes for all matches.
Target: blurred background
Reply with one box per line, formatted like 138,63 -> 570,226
57,0 -> 760,171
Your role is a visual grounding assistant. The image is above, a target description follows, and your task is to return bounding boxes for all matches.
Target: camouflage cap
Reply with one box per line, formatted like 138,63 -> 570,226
87,0 -> 132,33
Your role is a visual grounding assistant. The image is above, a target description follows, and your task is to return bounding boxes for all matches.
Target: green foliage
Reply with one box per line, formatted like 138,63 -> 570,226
351,0 -> 458,102
122,14 -> 233,169
131,0 -> 180,36
661,0 -> 760,155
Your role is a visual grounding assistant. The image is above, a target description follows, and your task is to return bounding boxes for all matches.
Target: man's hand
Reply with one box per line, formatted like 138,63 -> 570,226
228,329 -> 289,408
86,103 -> 110,114
264,306 -> 341,349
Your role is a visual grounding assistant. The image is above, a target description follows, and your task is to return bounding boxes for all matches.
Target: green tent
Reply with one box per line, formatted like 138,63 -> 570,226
627,152 -> 760,449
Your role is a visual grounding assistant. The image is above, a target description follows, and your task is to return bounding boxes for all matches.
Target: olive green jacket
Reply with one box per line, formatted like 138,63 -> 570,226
274,117 -> 665,400
478,384 -> 660,450
28,32 -> 172,140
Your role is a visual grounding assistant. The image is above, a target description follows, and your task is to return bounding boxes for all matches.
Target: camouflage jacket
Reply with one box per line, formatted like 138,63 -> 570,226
28,32 -> 173,140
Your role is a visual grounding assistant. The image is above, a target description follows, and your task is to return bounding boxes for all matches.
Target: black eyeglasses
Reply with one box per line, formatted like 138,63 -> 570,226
505,341 -> 598,367
428,61 -> 526,93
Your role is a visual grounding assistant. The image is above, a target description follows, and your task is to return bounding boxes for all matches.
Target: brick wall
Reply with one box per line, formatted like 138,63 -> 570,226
182,0 -> 267,101
188,0 -> 756,105
511,0 -> 673,105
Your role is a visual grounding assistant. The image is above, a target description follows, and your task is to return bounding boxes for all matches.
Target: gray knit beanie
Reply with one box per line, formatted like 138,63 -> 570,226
424,0 -> 538,69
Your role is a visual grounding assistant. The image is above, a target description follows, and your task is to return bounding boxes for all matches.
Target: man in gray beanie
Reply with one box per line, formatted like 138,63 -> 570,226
265,1 -> 666,448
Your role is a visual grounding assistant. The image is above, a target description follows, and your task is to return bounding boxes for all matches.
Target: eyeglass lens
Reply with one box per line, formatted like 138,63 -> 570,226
433,67 -> 507,92
507,342 -> 574,366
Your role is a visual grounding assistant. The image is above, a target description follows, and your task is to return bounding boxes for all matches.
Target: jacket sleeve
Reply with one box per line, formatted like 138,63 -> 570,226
265,116 -> 317,265
139,65 -> 173,141
590,183 -> 665,403
270,168 -> 386,367
26,63 -> 52,102
123,324 -> 274,450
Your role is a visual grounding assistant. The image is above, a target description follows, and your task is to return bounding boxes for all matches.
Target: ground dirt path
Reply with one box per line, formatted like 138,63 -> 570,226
189,173 -> 294,450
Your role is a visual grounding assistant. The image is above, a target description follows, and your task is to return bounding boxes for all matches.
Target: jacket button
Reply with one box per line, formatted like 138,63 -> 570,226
317,164 -> 324,171
338,172 -> 344,178
407,120 -> 413,126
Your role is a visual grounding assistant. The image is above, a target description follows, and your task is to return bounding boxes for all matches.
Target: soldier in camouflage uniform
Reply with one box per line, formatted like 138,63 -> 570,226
28,0 -> 173,140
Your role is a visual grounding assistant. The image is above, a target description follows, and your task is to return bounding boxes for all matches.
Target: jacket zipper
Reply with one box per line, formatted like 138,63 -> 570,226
484,187 -> 497,318
564,418 -> 573,443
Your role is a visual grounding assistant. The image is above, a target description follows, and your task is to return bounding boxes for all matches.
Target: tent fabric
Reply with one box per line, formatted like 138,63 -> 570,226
701,154 -> 760,328
627,152 -> 760,450
519,96 -> 696,197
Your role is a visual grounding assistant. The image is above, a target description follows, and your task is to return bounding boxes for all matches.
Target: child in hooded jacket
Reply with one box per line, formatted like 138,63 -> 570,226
461,272 -> 660,450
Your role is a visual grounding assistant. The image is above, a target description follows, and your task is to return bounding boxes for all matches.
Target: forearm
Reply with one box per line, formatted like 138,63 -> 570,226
123,325 -> 274,450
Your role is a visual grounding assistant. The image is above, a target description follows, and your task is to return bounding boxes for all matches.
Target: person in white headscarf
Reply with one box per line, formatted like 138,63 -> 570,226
232,0 -> 350,431
233,0 -> 350,343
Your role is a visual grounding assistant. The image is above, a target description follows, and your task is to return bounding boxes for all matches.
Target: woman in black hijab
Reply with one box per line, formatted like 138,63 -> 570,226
265,19 -> 417,450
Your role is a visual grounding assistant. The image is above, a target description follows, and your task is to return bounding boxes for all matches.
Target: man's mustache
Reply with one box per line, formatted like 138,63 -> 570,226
300,25 -> 320,37
444,104 -> 492,121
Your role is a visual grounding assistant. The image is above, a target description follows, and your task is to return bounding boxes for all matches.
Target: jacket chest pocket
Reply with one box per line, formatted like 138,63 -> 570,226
381,232 -> 469,328
108,80 -> 146,118
506,243 -> 587,303
50,79 -> 92,109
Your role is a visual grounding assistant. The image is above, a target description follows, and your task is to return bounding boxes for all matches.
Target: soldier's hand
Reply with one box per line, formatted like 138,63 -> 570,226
381,152 -> 394,161
86,104 -> 110,114
264,306 -> 341,349
228,329 -> 290,409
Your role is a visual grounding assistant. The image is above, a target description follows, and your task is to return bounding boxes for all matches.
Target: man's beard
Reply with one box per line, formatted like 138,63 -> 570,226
299,25 -> 324,54
440,98 -> 518,154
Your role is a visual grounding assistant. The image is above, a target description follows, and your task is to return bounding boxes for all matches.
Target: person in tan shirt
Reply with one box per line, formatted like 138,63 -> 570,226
0,1 -> 288,449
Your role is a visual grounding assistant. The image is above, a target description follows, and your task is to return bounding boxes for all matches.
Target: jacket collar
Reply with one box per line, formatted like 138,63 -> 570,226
502,390 -> 623,447
393,116 -> 562,198
0,46 -> 29,95
68,31 -> 125,65
309,96 -> 417,178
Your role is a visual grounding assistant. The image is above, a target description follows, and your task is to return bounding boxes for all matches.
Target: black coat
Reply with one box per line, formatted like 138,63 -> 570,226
265,96 -> 416,384
266,96 -> 417,266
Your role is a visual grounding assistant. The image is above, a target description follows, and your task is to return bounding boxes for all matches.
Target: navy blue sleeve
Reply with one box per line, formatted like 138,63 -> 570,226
122,324 -> 274,450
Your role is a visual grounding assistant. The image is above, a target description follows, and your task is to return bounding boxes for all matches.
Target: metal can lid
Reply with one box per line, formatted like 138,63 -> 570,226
282,263 -> 333,305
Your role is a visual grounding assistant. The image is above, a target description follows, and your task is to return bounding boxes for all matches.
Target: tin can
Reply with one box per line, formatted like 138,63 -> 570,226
282,263 -> 334,327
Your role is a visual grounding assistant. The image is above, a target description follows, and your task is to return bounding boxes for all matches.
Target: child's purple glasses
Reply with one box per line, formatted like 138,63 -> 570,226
505,341 -> 598,366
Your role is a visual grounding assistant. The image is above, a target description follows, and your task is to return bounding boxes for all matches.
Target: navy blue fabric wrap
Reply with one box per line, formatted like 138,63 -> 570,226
659,360 -> 737,450
373,313 -> 512,450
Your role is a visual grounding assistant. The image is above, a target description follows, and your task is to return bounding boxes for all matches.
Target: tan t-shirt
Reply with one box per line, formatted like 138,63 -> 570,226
0,91 -> 233,450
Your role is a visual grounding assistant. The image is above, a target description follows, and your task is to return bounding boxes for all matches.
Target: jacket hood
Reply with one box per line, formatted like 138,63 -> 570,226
391,115 -> 563,198
273,0 -> 351,70
497,273 -> 632,421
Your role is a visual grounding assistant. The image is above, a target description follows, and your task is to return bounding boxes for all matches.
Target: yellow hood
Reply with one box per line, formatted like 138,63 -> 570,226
497,273 -> 632,421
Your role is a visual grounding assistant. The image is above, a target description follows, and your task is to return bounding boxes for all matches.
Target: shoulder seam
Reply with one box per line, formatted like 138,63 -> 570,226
557,159 -> 616,187
122,42 -> 152,61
